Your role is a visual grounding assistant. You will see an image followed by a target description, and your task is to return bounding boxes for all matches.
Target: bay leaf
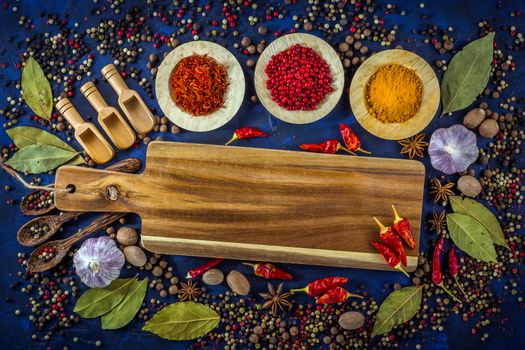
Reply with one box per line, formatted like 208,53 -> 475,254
101,277 -> 148,330
441,33 -> 495,115
73,278 -> 136,318
143,302 -> 220,340
371,285 -> 423,338
450,196 -> 508,248
66,154 -> 87,166
6,144 -> 78,174
22,57 -> 53,120
446,213 -> 497,262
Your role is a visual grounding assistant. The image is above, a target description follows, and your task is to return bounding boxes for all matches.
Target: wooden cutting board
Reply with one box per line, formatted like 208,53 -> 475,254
55,141 -> 425,271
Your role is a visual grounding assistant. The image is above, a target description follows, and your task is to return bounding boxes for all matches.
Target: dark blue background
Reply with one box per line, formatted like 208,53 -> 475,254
0,0 -> 524,349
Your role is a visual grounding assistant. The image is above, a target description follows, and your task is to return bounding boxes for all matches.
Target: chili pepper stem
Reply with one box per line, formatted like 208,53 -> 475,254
289,287 -> 307,294
357,147 -> 371,154
242,262 -> 256,268
346,292 -> 364,299
391,205 -> 402,222
373,217 -> 388,232
225,134 -> 238,146
438,283 -> 462,303
337,144 -> 357,155
453,276 -> 468,299
395,263 -> 410,278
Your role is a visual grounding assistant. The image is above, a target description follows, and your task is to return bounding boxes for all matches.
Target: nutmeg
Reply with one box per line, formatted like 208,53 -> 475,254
478,118 -> 499,138
463,108 -> 486,129
116,226 -> 138,246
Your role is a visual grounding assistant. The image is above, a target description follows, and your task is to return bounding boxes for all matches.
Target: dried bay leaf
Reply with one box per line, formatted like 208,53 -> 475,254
6,144 -> 78,174
371,285 -> 423,337
446,213 -> 497,262
22,57 -> 53,120
101,278 -> 148,330
74,278 -> 136,318
450,196 -> 508,248
143,302 -> 220,340
7,126 -> 80,153
441,33 -> 495,115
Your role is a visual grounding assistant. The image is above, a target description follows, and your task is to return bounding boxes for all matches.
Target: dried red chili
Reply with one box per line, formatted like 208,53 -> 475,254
225,127 -> 268,145
243,262 -> 293,280
300,139 -> 356,155
339,123 -> 371,154
290,276 -> 348,297
448,246 -> 467,298
391,205 -> 416,249
169,54 -> 228,116
186,258 -> 224,279
316,287 -> 363,304
373,217 -> 407,267
370,241 -> 409,277
432,237 -> 461,303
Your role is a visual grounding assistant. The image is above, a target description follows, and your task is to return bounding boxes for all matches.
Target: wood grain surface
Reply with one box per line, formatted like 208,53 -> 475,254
254,33 -> 344,124
155,41 -> 245,132
349,49 -> 440,140
54,142 -> 425,271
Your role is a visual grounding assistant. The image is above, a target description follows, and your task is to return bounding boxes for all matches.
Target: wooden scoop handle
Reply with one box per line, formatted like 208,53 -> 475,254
54,166 -> 143,213
101,64 -> 128,95
80,81 -> 108,112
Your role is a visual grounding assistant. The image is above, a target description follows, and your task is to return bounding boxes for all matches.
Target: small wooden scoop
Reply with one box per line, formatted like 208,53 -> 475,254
27,213 -> 126,273
56,98 -> 114,164
20,158 -> 142,216
101,64 -> 156,134
81,81 -> 136,150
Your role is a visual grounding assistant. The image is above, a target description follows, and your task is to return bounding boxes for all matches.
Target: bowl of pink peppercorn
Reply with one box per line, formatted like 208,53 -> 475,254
254,33 -> 344,124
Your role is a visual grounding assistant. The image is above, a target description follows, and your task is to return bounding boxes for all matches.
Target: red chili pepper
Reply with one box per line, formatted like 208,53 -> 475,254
339,123 -> 371,154
225,127 -> 268,145
391,205 -> 416,249
316,287 -> 363,304
373,217 -> 407,267
186,258 -> 224,279
290,276 -> 348,297
300,139 -> 356,155
370,241 -> 409,277
243,262 -> 292,280
448,246 -> 467,298
432,237 -> 461,303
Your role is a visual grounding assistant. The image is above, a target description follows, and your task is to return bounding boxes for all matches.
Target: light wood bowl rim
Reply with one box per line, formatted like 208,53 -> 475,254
155,40 -> 245,132
349,49 -> 440,140
254,33 -> 344,124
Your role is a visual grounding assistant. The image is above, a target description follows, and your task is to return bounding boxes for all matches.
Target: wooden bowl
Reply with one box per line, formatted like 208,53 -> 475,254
254,33 -> 344,124
155,41 -> 245,132
349,49 -> 439,140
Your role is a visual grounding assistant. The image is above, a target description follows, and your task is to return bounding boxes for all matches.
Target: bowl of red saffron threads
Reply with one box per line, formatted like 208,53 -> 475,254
254,33 -> 344,124
156,40 -> 245,132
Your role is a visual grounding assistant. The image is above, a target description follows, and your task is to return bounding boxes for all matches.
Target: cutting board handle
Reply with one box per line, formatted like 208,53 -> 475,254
54,166 -> 139,213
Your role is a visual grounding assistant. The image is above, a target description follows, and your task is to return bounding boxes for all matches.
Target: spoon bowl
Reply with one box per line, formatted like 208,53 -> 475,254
17,211 -> 79,247
20,189 -> 56,216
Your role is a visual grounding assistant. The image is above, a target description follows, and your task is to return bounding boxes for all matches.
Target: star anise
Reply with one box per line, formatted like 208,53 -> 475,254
428,210 -> 447,233
178,279 -> 201,301
398,133 -> 429,159
429,178 -> 455,203
258,282 -> 293,315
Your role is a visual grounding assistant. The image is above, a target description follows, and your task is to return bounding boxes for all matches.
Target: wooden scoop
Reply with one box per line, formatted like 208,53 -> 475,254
101,64 -> 156,134
27,213 -> 126,273
80,81 -> 136,150
20,158 -> 142,216
55,98 -> 114,164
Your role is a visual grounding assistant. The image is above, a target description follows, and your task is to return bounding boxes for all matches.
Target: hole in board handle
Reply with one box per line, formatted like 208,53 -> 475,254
66,184 -> 76,194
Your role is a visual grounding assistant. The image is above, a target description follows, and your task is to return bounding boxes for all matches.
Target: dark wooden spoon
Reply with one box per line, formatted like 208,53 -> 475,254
20,158 -> 142,216
27,213 -> 126,273
17,211 -> 80,247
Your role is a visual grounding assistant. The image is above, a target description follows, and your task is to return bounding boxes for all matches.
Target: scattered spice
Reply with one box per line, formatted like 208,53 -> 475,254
225,127 -> 268,146
265,44 -> 333,111
290,276 -> 348,297
316,286 -> 363,304
391,205 -> 416,249
398,133 -> 428,159
373,217 -> 407,267
366,64 -> 422,123
428,210 -> 447,234
431,237 -> 461,303
178,279 -> 202,302
169,54 -> 228,116
339,123 -> 371,154
243,262 -> 292,280
186,258 -> 224,279
370,241 -> 409,277
300,139 -> 355,155
258,282 -> 293,315
429,177 -> 456,204
448,246 -> 467,299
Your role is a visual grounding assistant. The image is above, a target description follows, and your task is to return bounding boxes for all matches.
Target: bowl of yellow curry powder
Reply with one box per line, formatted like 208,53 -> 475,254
349,49 -> 439,140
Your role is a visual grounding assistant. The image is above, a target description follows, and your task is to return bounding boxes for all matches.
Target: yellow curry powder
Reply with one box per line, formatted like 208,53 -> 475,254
365,64 -> 423,124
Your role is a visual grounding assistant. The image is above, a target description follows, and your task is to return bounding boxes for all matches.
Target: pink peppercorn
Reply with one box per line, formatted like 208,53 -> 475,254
264,44 -> 333,111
